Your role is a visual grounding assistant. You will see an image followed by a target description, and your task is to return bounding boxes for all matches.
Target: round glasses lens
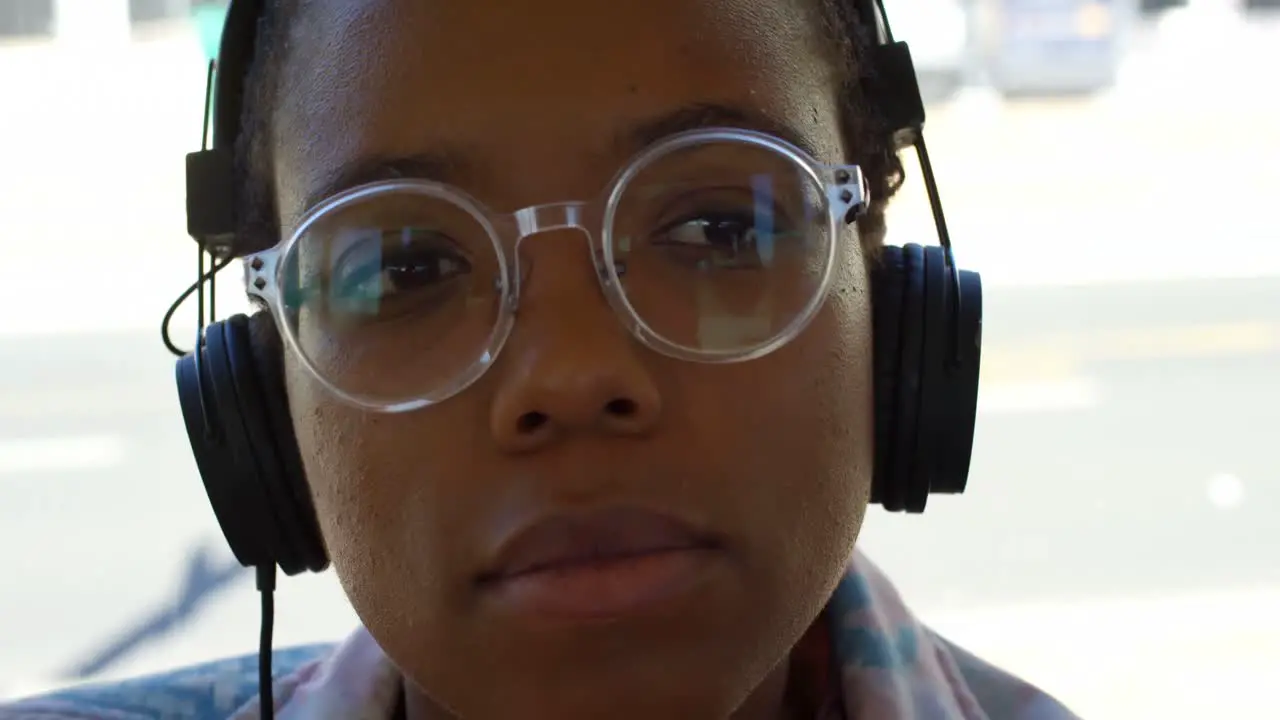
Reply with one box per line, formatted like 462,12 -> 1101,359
608,138 -> 834,356
279,187 -> 503,405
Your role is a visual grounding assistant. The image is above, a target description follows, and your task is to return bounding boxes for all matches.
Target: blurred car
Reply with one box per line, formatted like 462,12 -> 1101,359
892,0 -> 974,103
0,0 -> 54,39
975,0 -> 1132,97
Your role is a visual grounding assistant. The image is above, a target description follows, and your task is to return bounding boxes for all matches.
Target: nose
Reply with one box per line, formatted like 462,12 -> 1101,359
489,235 -> 662,453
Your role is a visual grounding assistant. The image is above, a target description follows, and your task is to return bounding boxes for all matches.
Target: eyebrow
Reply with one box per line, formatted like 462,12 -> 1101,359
620,102 -> 821,160
302,152 -> 460,213
300,101 -> 820,211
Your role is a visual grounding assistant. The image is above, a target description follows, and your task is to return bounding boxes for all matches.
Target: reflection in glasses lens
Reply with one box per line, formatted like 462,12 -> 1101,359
607,139 -> 830,356
280,192 -> 504,406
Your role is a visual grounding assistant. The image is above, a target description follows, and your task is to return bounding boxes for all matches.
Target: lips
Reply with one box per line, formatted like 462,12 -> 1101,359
478,506 -> 720,584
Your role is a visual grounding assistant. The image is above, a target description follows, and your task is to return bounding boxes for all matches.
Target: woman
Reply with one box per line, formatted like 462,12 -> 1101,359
2,0 -> 1077,717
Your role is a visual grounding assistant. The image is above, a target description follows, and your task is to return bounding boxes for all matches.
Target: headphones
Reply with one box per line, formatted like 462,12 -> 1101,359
175,0 -> 983,582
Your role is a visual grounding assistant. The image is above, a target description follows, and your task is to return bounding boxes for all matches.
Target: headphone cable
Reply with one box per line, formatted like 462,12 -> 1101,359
162,250 -> 234,357
256,564 -> 277,720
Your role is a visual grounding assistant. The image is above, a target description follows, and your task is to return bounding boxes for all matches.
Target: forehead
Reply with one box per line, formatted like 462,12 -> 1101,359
273,0 -> 844,220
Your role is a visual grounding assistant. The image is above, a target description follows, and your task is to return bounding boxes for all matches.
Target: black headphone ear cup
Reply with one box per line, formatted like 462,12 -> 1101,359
907,245 -> 951,511
219,316 -> 313,573
176,319 -> 280,569
886,244 -> 927,512
231,314 -> 330,574
869,244 -> 984,513
871,245 -> 905,506
243,312 -> 330,573
932,266 -> 983,495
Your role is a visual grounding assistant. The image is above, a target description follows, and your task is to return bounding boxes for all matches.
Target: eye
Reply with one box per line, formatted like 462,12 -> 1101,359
329,227 -> 473,315
652,212 -> 782,270
664,215 -> 755,248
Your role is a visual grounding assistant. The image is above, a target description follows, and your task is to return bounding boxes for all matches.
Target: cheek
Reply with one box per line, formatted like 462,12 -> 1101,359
283,357 -> 458,631
284,348 -> 506,631
284,359 -> 367,548
284,361 -> 387,589
682,251 -> 874,487
673,254 -> 874,604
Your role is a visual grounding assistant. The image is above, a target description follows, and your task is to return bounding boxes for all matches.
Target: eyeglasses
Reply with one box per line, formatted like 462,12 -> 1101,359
244,127 -> 869,412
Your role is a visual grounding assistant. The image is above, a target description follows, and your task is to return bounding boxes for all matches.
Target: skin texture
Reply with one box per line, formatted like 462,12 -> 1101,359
271,0 -> 876,717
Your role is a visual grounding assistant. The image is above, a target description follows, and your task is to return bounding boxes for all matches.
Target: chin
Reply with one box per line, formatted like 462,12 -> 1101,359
399,598 -> 782,720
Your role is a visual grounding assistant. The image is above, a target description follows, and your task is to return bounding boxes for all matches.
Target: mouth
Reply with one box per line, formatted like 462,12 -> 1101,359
476,506 -> 723,622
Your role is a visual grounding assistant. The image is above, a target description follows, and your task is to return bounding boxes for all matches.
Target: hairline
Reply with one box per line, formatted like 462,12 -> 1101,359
233,0 -> 902,258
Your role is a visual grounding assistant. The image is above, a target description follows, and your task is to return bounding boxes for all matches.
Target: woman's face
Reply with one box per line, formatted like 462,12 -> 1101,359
275,0 -> 875,716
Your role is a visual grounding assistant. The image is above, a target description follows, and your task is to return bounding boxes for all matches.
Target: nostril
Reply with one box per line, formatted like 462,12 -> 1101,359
604,398 -> 638,416
516,411 -> 549,434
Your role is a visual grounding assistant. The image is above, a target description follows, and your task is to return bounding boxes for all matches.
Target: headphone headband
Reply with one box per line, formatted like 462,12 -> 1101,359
212,0 -> 264,153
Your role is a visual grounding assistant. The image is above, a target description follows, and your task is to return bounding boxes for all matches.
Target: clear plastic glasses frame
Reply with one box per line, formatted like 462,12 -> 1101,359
243,127 -> 869,412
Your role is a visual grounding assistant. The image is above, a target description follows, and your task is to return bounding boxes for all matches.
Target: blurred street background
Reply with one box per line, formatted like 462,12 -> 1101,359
0,0 -> 1277,718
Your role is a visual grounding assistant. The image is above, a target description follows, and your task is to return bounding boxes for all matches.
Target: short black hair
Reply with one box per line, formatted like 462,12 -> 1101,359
232,0 -> 904,257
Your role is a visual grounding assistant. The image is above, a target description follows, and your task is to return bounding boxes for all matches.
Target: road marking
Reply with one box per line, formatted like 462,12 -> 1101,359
980,321 -> 1280,386
1085,321 -> 1280,360
1,384 -> 175,421
975,320 -> 1280,413
981,347 -> 1084,385
978,378 -> 1101,416
0,435 -> 127,475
